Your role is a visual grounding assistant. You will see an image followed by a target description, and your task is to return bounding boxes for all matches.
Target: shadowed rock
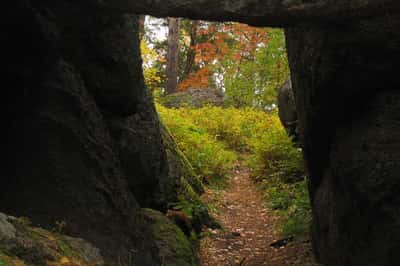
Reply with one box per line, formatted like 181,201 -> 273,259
104,0 -> 400,26
278,78 -> 299,142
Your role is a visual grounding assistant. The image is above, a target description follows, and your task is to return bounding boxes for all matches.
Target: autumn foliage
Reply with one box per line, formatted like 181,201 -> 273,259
141,17 -> 289,108
178,23 -> 269,91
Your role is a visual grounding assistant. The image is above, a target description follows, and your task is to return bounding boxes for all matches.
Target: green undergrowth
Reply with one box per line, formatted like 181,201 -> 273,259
248,114 -> 311,239
157,104 -> 312,239
157,104 -> 237,183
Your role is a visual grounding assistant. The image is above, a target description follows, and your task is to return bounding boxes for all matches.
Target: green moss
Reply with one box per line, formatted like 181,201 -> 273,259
141,209 -> 199,266
162,124 -> 204,194
161,122 -> 214,233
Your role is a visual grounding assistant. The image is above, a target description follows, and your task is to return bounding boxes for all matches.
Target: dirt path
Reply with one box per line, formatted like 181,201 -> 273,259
198,164 -> 317,266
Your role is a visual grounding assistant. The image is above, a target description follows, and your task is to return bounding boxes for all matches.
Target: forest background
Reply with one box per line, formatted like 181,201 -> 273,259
141,16 -> 311,239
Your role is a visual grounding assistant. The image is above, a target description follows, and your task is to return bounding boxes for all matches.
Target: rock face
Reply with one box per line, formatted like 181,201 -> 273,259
286,16 -> 400,265
107,90 -> 173,210
105,0 -> 400,27
277,79 -> 299,142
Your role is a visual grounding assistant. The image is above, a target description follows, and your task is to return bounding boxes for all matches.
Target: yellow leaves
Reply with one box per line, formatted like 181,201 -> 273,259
140,39 -> 165,91
140,39 -> 163,66
59,257 -> 70,264
46,257 -> 84,266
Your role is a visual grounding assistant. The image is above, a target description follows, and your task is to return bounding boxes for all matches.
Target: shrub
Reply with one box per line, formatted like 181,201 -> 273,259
157,104 -> 237,182
164,106 -> 273,152
250,114 -> 304,183
260,177 -> 312,238
249,116 -> 312,238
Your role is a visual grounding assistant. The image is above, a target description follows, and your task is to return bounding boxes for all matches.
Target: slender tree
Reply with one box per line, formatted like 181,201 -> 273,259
165,17 -> 181,94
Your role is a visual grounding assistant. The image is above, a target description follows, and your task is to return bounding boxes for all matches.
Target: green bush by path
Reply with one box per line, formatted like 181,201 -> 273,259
259,176 -> 312,238
249,114 -> 304,183
248,114 -> 312,238
181,107 -> 272,152
157,104 -> 237,182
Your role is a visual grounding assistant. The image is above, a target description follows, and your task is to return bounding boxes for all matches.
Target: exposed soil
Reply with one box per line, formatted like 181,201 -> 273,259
198,164 -> 318,266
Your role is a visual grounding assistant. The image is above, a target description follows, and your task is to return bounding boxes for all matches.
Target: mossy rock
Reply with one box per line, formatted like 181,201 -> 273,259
161,124 -> 204,194
0,213 -> 104,266
140,209 -> 199,266
161,124 -> 217,231
0,250 -> 26,266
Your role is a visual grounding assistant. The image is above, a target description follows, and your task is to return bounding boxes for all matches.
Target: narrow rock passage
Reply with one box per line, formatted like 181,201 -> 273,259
198,163 -> 317,266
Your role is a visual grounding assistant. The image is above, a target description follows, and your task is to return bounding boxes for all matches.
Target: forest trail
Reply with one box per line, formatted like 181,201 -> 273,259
198,163 -> 317,266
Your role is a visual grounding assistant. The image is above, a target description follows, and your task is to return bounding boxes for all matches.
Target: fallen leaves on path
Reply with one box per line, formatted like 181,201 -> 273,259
198,165 -> 319,266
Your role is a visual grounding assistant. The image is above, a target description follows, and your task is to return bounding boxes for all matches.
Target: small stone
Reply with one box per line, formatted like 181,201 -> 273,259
0,213 -> 16,240
232,231 -> 241,237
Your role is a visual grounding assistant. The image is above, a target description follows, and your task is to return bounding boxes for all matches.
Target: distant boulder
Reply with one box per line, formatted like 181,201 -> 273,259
277,79 -> 299,142
163,88 -> 224,108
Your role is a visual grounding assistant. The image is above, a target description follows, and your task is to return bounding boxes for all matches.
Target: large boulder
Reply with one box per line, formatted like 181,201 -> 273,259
286,15 -> 400,265
0,56 -> 160,265
1,1 -> 181,265
277,78 -> 299,142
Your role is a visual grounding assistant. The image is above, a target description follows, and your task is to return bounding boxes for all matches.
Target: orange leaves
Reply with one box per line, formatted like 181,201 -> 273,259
178,68 -> 212,91
195,42 -> 218,63
179,22 -> 269,91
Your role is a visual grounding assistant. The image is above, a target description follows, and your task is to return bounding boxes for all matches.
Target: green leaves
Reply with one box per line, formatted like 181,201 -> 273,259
157,104 -> 237,181
223,28 -> 290,109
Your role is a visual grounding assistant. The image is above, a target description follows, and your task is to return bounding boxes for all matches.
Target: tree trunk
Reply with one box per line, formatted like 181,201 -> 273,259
138,15 -> 146,40
166,17 -> 181,94
183,20 -> 198,79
